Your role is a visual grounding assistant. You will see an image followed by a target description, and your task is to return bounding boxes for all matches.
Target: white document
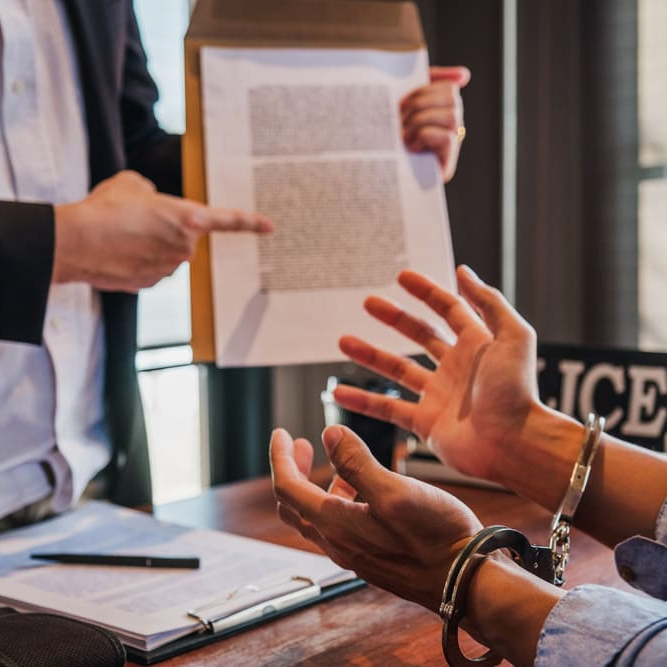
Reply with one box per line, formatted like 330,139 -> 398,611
0,501 -> 356,652
201,46 -> 456,367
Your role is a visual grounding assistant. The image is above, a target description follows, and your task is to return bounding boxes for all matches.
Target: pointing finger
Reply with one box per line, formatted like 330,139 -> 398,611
203,207 -> 274,234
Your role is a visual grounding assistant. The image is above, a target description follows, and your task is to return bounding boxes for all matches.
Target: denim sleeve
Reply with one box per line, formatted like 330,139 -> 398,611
536,585 -> 667,666
615,536 -> 667,599
611,494 -> 667,599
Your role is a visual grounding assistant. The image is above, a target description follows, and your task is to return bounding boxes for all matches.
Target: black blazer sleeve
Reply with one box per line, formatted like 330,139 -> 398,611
0,201 -> 54,344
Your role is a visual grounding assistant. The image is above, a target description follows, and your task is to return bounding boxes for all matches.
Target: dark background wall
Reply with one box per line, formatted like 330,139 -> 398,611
413,0 -> 503,287
412,0 -> 640,347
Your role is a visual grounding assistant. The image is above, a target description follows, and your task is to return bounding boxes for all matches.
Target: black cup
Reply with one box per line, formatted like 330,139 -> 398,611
320,376 -> 399,469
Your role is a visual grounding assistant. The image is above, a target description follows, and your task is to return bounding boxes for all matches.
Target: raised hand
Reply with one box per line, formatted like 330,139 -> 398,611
334,265 -> 540,481
270,425 -> 481,612
53,170 -> 273,292
400,66 -> 471,183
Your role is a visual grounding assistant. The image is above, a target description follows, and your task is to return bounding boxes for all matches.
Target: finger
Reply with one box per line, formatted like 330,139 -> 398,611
404,123 -> 460,161
403,127 -> 461,183
436,131 -> 462,183
404,123 -> 458,153
403,100 -> 460,132
456,265 -> 535,343
429,66 -> 471,87
205,209 -> 274,234
398,269 -> 487,337
403,91 -> 457,109
339,334 -> 430,393
363,296 -> 451,358
274,434 -> 378,556
404,128 -> 459,170
173,198 -> 274,234
331,384 -> 419,435
321,425 -> 397,505
207,208 -> 274,233
270,428 -> 326,519
327,473 -> 358,501
270,428 -> 309,482
402,97 -> 460,128
401,73 -> 466,120
293,437 -> 315,478
401,101 -> 460,139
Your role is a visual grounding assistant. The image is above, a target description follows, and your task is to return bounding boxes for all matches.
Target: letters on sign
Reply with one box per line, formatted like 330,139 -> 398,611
537,343 -> 667,452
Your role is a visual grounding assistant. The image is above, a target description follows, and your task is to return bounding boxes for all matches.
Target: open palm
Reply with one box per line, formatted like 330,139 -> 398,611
335,266 -> 541,480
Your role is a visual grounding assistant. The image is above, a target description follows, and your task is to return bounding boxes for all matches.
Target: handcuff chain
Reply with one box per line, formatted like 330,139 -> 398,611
548,413 -> 605,586
549,520 -> 571,586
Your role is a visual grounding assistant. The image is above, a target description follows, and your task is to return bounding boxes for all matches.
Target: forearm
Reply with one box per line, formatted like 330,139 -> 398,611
578,434 -> 667,546
495,402 -> 667,547
464,557 -> 563,667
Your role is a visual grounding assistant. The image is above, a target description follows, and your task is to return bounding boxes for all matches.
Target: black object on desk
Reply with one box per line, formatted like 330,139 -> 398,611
321,376 -> 400,469
0,607 -> 126,667
30,553 -> 201,569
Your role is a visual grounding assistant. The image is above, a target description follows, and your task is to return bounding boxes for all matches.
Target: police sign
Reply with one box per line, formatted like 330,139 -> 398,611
538,343 -> 667,452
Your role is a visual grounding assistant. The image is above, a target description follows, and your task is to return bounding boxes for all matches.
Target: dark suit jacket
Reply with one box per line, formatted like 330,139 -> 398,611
0,0 -> 183,506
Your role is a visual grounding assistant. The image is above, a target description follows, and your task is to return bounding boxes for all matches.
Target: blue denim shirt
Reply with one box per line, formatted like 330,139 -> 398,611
536,497 -> 667,666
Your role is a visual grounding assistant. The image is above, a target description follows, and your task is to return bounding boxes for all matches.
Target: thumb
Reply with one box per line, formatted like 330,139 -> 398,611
321,425 -> 392,503
430,66 -> 471,88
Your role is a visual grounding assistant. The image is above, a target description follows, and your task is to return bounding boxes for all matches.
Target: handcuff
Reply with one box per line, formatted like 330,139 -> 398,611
439,526 -> 554,667
439,413 -> 605,666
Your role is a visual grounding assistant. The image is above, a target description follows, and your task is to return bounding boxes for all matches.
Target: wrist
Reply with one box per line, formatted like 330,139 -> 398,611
53,201 -> 88,284
465,556 -> 563,667
492,401 -> 585,511
439,526 -> 562,667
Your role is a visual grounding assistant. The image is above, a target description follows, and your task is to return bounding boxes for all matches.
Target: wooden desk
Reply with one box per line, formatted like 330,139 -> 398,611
140,469 -> 629,667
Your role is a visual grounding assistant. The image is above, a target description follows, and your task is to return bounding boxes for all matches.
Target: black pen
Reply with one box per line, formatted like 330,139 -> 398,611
30,553 -> 200,569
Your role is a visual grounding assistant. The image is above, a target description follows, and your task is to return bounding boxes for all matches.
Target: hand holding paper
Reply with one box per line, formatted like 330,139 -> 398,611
401,65 -> 471,182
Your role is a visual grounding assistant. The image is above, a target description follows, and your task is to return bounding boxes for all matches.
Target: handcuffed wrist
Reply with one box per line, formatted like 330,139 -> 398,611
549,413 -> 605,584
439,526 -> 555,667
492,404 -> 584,507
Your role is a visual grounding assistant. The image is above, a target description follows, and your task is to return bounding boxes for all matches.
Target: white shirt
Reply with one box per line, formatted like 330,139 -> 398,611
0,0 -> 111,518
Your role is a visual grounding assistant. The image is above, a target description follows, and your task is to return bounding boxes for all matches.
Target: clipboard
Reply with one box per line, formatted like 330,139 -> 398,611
0,501 -> 365,666
184,0 -> 426,362
125,577 -> 365,664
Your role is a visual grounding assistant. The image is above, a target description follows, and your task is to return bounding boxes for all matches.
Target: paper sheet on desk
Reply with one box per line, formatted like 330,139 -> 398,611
200,46 -> 456,367
0,501 -> 355,651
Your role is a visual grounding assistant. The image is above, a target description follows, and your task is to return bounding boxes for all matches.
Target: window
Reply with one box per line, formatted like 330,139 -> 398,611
638,0 -> 667,350
133,0 -> 203,503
